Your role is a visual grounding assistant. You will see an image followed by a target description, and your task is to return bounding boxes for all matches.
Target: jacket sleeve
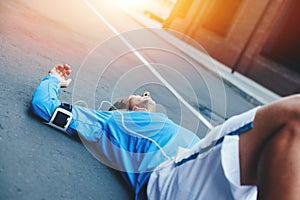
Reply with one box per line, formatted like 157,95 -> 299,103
31,73 -> 112,138
31,74 -> 62,122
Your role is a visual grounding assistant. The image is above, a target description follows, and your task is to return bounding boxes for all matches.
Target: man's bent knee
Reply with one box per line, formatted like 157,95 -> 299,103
285,120 -> 300,139
257,120 -> 300,199
288,94 -> 300,119
272,94 -> 300,123
264,120 -> 300,156
258,120 -> 300,175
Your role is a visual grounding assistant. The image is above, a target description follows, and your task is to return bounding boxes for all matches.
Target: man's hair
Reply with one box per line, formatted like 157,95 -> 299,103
108,99 -> 128,111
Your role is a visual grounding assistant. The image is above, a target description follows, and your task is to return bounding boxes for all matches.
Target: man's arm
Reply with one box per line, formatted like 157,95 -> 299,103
31,64 -> 72,122
32,64 -> 112,140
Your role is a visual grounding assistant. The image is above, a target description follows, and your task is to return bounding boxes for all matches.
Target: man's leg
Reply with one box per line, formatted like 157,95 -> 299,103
239,94 -> 300,199
256,120 -> 300,199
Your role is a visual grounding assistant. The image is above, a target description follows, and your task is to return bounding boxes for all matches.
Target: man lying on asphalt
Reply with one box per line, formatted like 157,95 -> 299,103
32,64 -> 300,200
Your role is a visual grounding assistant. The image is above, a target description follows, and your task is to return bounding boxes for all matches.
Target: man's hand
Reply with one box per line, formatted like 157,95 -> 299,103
49,64 -> 72,88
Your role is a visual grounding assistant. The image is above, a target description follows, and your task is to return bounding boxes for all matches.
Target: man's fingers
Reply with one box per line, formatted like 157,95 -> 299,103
63,64 -> 71,69
62,68 -> 71,78
56,65 -> 63,72
50,64 -> 72,85
53,64 -> 72,78
64,70 -> 71,77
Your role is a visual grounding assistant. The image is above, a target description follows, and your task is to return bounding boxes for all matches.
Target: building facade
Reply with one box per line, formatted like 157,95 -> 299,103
163,0 -> 300,96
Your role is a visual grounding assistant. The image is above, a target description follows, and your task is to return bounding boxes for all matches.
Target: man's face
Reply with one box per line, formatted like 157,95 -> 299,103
122,91 -> 156,112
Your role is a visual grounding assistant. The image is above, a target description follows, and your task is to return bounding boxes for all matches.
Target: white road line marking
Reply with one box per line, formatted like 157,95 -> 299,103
83,0 -> 214,130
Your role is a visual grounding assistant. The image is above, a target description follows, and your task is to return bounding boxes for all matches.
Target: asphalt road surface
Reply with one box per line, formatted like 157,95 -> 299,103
0,0 -> 259,199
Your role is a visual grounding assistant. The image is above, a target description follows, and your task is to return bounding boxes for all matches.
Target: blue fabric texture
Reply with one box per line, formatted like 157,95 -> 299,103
32,74 -> 200,199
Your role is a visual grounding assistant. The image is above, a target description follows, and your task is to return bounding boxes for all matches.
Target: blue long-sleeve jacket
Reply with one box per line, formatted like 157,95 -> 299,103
32,74 -> 200,199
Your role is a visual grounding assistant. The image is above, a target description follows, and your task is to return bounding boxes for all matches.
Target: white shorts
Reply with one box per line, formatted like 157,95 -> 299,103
147,107 -> 260,200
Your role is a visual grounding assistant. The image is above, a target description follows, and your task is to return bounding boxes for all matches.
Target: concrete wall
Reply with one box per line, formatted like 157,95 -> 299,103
164,0 -> 300,96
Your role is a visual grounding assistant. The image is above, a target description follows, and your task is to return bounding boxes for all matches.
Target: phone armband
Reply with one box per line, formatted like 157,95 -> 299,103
48,107 -> 73,132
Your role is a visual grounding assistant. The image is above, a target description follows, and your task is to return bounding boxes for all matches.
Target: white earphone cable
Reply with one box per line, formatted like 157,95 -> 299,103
98,100 -> 171,161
